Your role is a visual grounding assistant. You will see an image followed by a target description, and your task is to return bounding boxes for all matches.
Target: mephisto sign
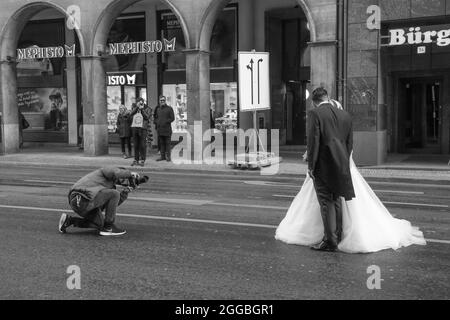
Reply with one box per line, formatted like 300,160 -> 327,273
108,38 -> 176,55
389,27 -> 450,47
17,44 -> 76,60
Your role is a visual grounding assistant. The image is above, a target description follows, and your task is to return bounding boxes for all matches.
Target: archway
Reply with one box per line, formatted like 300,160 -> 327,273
198,0 -> 316,51
197,0 -> 315,146
87,0 -> 190,156
0,2 -> 86,154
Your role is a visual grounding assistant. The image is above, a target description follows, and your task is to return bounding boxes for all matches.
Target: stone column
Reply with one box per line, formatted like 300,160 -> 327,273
309,40 -> 337,103
0,59 -> 19,154
442,75 -> 450,154
146,4 -> 159,148
79,55 -> 108,156
65,30 -> 78,146
184,49 -> 210,163
237,0 -> 255,131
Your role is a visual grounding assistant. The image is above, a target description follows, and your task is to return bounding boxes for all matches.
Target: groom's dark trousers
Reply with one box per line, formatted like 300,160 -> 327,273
313,177 -> 342,247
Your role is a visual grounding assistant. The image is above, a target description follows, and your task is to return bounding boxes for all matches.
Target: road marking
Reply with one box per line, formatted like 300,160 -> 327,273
383,201 -> 449,208
217,179 -> 450,189
0,204 -> 448,244
216,179 -> 299,188
273,195 -> 295,198
25,180 -> 73,185
374,190 -> 425,195
273,189 -> 425,198
130,196 -> 212,206
211,202 -> 289,210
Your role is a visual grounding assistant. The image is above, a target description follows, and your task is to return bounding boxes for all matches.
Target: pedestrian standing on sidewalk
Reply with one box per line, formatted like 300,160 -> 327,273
59,167 -> 140,236
18,110 -> 29,149
153,104 -> 161,155
116,105 -> 132,159
154,95 -> 175,162
130,98 -> 151,167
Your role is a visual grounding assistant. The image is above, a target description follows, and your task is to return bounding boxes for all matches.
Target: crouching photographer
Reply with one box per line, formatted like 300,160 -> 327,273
58,167 -> 148,236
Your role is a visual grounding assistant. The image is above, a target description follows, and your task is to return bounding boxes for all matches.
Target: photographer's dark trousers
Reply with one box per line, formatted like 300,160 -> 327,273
159,135 -> 172,159
69,189 -> 123,229
120,137 -> 132,155
132,128 -> 147,162
312,177 -> 343,247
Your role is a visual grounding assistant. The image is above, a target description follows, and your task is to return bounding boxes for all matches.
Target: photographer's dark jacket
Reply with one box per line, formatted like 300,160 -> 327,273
116,112 -> 132,138
130,104 -> 152,131
154,104 -> 175,136
69,167 -> 132,202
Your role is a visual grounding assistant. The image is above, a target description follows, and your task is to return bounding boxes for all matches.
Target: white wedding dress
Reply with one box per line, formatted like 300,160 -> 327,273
275,156 -> 427,253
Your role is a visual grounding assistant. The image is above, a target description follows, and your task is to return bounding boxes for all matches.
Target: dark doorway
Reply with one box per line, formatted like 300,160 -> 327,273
285,81 -> 306,144
266,7 -> 310,145
399,77 -> 442,153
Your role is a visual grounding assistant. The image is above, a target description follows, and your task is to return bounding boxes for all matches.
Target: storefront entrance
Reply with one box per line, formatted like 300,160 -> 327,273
266,7 -> 310,146
398,77 -> 443,153
285,81 -> 307,145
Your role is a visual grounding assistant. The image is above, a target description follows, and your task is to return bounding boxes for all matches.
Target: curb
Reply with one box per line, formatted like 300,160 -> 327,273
1,159 -> 450,182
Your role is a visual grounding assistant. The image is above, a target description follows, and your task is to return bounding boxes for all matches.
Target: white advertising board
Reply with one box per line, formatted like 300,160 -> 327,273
238,51 -> 270,112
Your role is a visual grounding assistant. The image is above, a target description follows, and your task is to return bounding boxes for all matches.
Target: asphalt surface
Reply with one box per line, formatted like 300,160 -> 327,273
0,164 -> 449,300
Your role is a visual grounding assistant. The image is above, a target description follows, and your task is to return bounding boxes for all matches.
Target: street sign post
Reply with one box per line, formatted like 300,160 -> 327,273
228,51 -> 281,170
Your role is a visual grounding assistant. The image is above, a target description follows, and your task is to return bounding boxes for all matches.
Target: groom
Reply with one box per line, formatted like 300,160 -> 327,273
307,87 -> 355,252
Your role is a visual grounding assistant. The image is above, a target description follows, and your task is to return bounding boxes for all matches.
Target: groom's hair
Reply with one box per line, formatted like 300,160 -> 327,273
312,87 -> 329,104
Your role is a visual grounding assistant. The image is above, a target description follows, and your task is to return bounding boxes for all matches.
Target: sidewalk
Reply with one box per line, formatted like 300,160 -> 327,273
0,145 -> 449,181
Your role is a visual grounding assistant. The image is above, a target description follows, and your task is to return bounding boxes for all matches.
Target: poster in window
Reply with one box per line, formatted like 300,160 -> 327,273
107,86 -> 122,133
17,88 -> 68,131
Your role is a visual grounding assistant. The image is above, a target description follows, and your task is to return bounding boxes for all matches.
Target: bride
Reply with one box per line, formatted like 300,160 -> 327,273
275,100 -> 426,253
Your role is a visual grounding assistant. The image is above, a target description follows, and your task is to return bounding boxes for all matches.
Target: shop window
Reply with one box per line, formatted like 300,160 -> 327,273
211,83 -> 238,132
105,13 -> 147,135
16,19 -> 71,143
162,84 -> 187,133
159,5 -> 238,133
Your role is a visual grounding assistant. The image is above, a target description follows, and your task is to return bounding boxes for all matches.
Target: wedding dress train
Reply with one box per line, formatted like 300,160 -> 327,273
275,156 -> 427,253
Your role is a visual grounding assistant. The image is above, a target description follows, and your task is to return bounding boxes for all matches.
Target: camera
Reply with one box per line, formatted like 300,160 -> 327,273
118,174 -> 149,190
129,175 -> 149,189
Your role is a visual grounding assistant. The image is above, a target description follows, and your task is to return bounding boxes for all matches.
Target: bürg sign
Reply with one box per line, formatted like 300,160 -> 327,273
388,27 -> 450,47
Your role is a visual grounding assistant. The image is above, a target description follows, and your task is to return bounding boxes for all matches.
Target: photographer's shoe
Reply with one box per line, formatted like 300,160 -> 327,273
139,160 -> 145,167
58,213 -> 72,234
99,224 -> 126,236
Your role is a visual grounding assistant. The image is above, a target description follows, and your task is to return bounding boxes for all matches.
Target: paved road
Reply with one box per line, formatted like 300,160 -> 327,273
0,164 -> 449,299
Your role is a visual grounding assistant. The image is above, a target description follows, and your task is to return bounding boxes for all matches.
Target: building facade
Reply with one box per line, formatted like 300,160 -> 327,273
0,0 -> 338,161
346,0 -> 450,165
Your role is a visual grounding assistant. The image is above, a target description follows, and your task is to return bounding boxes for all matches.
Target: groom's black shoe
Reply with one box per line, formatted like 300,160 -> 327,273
311,241 -> 337,252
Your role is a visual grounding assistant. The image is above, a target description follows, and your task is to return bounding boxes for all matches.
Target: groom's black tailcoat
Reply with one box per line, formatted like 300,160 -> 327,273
307,102 -> 355,201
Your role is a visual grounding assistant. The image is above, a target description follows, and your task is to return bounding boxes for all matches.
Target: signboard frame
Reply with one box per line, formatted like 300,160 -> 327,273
238,51 -> 271,112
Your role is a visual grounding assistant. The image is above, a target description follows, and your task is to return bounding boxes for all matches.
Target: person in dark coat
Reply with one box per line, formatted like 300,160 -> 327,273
154,95 -> 175,162
307,87 -> 355,252
153,104 -> 161,155
116,105 -> 132,159
18,110 -> 29,148
130,98 -> 152,167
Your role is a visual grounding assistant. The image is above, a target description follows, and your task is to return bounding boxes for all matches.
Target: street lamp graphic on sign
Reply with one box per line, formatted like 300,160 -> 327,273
239,51 -> 270,112
257,58 -> 263,104
245,58 -> 265,105
247,59 -> 254,104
